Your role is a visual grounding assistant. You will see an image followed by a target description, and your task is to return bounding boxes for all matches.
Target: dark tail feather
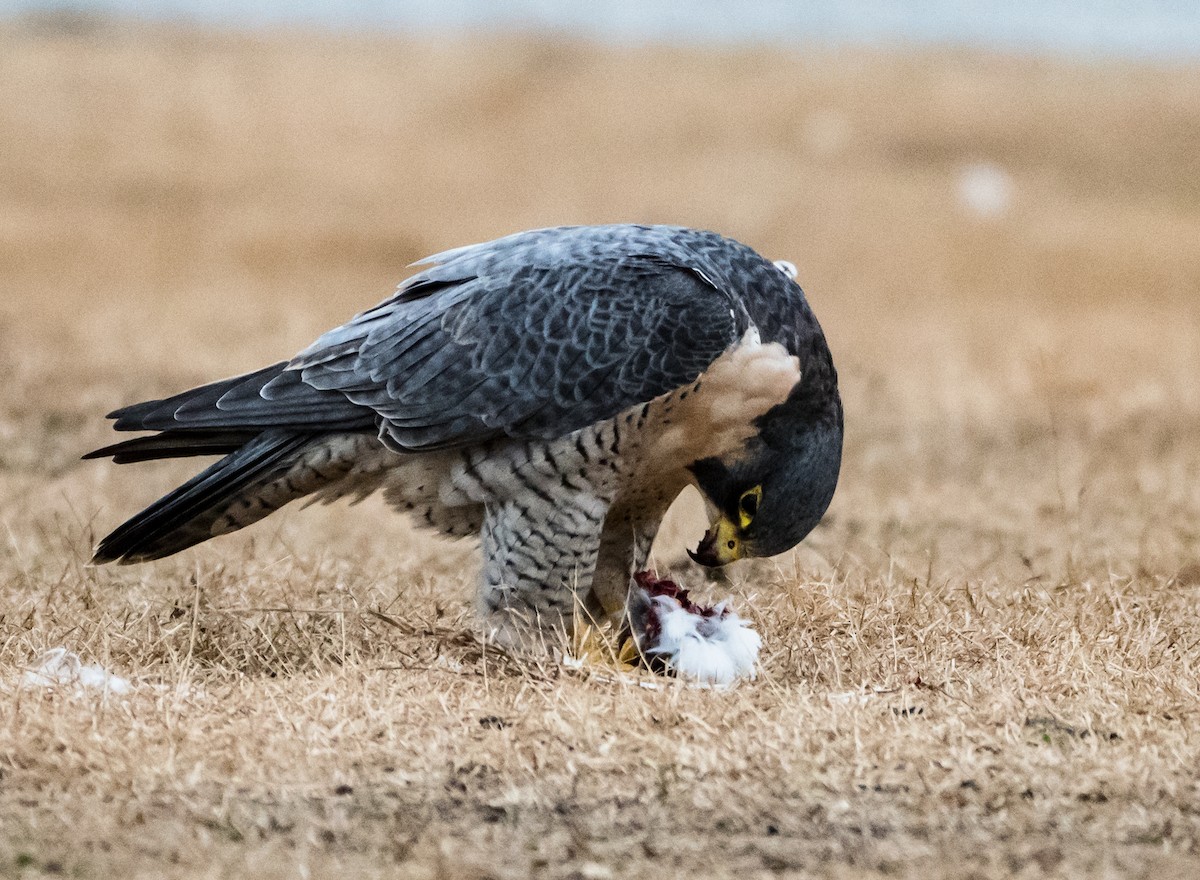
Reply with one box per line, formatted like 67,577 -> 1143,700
83,430 -> 259,464
92,430 -> 317,564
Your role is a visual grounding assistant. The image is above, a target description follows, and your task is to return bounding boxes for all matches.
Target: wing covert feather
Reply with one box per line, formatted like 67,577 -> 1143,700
287,227 -> 744,451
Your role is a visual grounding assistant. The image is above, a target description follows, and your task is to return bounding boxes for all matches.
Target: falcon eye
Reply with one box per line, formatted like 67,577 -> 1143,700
738,485 -> 762,529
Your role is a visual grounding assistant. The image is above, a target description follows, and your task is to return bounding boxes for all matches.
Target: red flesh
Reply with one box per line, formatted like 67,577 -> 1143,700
632,571 -> 722,618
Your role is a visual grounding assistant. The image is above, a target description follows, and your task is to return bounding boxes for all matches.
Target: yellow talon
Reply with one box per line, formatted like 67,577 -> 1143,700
617,636 -> 641,667
570,622 -> 638,672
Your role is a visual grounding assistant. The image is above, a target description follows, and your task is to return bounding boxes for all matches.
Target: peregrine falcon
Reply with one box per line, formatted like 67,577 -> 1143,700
87,225 -> 842,681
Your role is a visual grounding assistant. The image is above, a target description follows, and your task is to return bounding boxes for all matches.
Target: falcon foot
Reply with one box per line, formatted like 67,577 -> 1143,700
628,571 -> 761,684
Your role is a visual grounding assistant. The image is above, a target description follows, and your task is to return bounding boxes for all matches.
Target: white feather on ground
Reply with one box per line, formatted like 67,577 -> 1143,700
21,647 -> 132,695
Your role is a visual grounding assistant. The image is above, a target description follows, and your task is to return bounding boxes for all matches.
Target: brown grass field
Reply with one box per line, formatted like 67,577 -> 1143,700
2,13 -> 1200,879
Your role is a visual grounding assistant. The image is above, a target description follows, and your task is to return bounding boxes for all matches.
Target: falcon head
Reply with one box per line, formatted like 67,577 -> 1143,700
688,371 -> 842,567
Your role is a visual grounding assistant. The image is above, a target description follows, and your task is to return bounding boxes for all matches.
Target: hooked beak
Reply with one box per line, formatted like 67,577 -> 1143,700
687,515 -> 745,567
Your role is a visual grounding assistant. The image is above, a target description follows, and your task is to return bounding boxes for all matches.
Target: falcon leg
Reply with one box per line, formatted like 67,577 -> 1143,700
477,493 -> 609,651
590,511 -> 659,620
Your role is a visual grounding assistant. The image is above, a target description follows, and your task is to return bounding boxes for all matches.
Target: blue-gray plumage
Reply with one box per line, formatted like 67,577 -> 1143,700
87,225 -> 842,670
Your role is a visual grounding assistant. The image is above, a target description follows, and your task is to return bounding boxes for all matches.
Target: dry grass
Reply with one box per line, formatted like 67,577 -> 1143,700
2,14 -> 1200,879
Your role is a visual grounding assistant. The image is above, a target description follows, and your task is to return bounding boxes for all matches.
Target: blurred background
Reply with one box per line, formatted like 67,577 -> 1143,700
1,1 -> 1199,581
5,8 -> 1200,876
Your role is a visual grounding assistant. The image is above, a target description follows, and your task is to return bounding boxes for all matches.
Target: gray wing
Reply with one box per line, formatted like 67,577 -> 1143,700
273,225 -> 745,450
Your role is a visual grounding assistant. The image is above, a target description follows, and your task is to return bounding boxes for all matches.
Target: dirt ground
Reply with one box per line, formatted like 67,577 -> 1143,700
1,14 -> 1199,879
